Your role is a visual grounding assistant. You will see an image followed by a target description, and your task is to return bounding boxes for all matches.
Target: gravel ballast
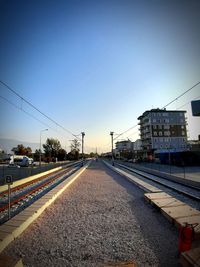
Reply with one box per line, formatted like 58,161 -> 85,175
2,160 -> 180,267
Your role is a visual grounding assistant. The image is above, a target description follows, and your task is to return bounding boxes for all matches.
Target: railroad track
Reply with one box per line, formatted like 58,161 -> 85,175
114,162 -> 200,202
0,161 -> 83,224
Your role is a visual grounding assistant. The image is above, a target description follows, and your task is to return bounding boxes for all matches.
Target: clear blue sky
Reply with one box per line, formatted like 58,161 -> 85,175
0,0 -> 200,153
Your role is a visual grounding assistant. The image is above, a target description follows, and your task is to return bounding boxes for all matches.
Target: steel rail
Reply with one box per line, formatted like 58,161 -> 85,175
115,162 -> 200,201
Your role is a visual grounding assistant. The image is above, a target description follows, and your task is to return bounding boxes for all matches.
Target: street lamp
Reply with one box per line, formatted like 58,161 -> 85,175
110,131 -> 114,166
81,132 -> 85,166
39,129 -> 48,167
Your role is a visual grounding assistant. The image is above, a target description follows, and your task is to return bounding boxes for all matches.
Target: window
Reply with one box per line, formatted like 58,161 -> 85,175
164,125 -> 170,129
153,119 -> 156,123
158,125 -> 162,130
153,125 -> 157,129
164,119 -> 169,123
163,113 -> 169,117
182,131 -> 185,135
159,131 -> 162,136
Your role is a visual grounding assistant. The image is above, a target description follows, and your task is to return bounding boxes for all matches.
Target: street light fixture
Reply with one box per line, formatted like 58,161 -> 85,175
81,132 -> 85,166
110,131 -> 114,166
39,129 -> 48,167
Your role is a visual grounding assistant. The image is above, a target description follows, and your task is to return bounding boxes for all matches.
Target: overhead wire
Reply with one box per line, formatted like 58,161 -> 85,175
0,80 -> 81,141
162,81 -> 200,109
0,95 -> 55,131
113,123 -> 138,141
176,95 -> 200,110
112,81 -> 200,143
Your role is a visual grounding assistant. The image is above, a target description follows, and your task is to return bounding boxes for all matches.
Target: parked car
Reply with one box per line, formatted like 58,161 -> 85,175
9,155 -> 33,167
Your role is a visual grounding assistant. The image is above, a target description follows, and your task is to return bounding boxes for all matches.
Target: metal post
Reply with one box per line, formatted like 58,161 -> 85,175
8,184 -> 11,219
39,129 -> 48,167
81,132 -> 85,166
168,148 -> 171,175
5,175 -> 13,220
110,132 -> 114,166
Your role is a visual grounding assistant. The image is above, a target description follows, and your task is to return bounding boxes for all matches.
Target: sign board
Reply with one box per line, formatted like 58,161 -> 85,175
191,100 -> 200,116
5,175 -> 13,185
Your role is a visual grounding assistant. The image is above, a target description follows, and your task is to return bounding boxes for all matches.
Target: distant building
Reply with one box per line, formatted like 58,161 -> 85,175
138,108 -> 188,158
115,140 -> 133,159
115,140 -> 133,152
188,136 -> 200,152
133,139 -> 142,151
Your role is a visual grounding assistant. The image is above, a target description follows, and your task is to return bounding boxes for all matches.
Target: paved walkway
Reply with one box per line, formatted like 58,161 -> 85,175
1,160 -> 180,267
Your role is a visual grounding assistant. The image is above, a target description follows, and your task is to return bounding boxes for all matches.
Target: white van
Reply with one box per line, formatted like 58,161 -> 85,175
9,155 -> 33,167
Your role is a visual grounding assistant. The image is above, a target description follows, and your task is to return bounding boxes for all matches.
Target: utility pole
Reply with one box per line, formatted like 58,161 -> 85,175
110,131 -> 114,166
39,129 -> 48,167
81,132 -> 85,166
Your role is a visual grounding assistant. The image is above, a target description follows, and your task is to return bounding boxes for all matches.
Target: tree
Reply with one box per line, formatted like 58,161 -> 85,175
69,139 -> 80,160
43,138 -> 61,160
57,148 -> 67,161
34,149 -> 41,161
11,144 -> 32,156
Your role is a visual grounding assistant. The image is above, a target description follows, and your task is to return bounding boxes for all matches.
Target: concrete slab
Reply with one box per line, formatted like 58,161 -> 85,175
144,192 -> 172,203
0,232 -> 14,254
161,206 -> 200,223
11,215 -> 31,222
117,168 -> 161,193
180,247 -> 200,267
103,161 -> 162,193
153,198 -> 186,208
0,231 -> 12,241
3,220 -> 25,228
0,225 -> 17,234
31,200 -> 47,206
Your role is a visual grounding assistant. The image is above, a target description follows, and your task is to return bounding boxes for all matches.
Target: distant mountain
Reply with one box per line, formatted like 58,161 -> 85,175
0,138 -> 39,154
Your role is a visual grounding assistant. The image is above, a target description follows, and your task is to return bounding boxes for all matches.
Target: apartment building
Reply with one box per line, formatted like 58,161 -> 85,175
115,140 -> 133,152
137,108 -> 187,157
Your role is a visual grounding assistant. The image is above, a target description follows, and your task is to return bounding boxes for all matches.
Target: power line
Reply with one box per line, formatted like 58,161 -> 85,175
162,81 -> 200,109
0,80 -> 81,140
113,123 -> 138,141
0,95 -> 55,131
112,81 -> 200,143
176,95 -> 200,110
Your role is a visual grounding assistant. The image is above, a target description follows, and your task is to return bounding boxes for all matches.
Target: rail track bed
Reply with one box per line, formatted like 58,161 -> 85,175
0,160 -> 181,267
114,162 -> 200,208
0,161 -> 82,224
0,160 -> 199,266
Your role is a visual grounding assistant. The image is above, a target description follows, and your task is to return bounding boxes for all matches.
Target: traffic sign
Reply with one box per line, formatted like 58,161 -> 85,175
5,175 -> 13,185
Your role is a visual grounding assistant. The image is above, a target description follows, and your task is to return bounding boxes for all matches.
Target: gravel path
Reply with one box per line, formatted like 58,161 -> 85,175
2,160 -> 180,267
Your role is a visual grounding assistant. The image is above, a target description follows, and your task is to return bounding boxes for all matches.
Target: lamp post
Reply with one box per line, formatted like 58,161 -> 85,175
39,129 -> 48,167
110,131 -> 114,166
81,132 -> 85,166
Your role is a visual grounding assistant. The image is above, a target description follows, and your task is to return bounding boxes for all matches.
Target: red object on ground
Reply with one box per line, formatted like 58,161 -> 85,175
178,223 -> 198,253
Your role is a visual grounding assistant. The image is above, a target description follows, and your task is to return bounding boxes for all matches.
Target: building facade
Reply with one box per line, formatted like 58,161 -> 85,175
138,109 -> 187,158
115,140 -> 133,152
